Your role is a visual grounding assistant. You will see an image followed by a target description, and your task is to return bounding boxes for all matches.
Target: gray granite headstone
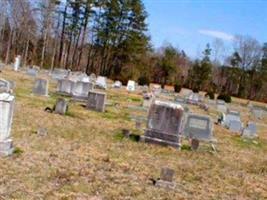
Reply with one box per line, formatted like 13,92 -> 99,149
87,91 -> 106,112
242,122 -> 257,138
160,168 -> 174,182
252,108 -> 263,119
217,100 -> 227,113
57,79 -> 75,95
229,120 -> 242,132
142,100 -> 184,148
183,114 -> 213,141
72,81 -> 94,99
32,79 -> 48,96
27,68 -> 38,77
95,76 -> 107,89
51,68 -> 69,80
224,110 -> 241,128
54,98 -> 68,115
0,93 -> 15,156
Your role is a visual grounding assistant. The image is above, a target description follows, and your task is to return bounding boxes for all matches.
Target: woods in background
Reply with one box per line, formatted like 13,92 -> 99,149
0,0 -> 266,102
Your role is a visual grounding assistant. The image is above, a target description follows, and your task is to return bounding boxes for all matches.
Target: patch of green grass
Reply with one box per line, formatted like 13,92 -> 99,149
114,131 -> 124,141
128,97 -> 141,102
13,147 -> 23,155
181,144 -> 192,151
232,136 -> 264,149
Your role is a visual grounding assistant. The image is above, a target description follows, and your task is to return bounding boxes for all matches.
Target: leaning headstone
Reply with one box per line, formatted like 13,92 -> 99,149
155,168 -> 176,189
33,79 -> 49,96
72,81 -> 94,99
242,122 -> 257,139
0,79 -> 11,93
142,100 -> 184,148
217,100 -> 227,113
183,114 -> 213,141
14,55 -> 21,71
229,120 -> 242,132
57,79 -> 75,95
0,93 -> 15,156
95,76 -> 107,90
87,91 -> 106,112
126,80 -> 135,92
54,98 -> 68,115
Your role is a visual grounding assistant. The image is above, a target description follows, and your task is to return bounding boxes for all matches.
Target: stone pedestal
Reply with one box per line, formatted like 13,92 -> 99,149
0,93 -> 15,156
142,100 -> 184,148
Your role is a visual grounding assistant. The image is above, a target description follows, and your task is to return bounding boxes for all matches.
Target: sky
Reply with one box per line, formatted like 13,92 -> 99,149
143,0 -> 267,58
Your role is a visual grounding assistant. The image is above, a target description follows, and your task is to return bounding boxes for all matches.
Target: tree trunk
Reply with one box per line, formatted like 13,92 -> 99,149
5,28 -> 13,64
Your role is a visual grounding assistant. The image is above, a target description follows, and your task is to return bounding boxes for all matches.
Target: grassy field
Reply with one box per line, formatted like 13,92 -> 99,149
0,68 -> 266,200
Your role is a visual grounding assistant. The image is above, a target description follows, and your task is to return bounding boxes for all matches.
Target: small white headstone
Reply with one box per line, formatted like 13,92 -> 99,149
14,55 -> 21,71
112,81 -> 122,88
126,80 -> 135,91
95,76 -> 107,89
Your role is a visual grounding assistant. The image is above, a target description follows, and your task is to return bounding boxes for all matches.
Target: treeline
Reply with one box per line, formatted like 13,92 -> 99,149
0,0 -> 266,101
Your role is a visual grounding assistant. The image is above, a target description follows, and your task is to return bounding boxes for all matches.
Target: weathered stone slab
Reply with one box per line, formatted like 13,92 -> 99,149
224,110 -> 240,127
0,93 -> 15,156
51,68 -> 69,80
87,91 -> 106,112
27,68 -> 38,77
229,120 -> 242,132
14,55 -> 21,71
112,81 -> 122,88
217,100 -> 227,113
33,79 -> 49,96
242,122 -> 257,138
186,92 -> 199,104
142,100 -> 184,148
183,114 -> 213,141
155,168 -> 176,190
54,98 -> 68,115
252,107 -> 263,119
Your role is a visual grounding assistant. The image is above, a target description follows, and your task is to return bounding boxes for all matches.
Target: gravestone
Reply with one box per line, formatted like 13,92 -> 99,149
14,55 -> 21,71
51,68 -> 69,80
126,80 -> 135,91
242,122 -> 257,138
217,100 -> 227,113
27,68 -> 38,77
183,114 -> 213,141
151,84 -> 161,96
252,107 -> 263,119
142,100 -> 184,148
87,91 -> 106,112
112,81 -> 122,88
95,76 -> 107,89
54,98 -> 68,115
229,120 -> 242,132
174,97 -> 185,104
72,81 -> 94,99
186,92 -> 199,105
33,79 -> 49,96
0,79 -> 11,93
89,73 -> 97,82
155,168 -> 176,189
0,93 -> 15,156
224,110 -> 241,128
57,79 -> 75,95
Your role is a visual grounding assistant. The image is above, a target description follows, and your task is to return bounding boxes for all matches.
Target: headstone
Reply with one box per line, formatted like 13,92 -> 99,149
0,93 -> 15,156
27,68 -> 38,77
224,110 -> 241,127
72,81 -> 94,99
217,100 -> 227,113
37,127 -> 48,137
151,84 -> 161,96
183,114 -> 213,141
112,81 -> 122,88
51,68 -> 69,80
242,122 -> 257,138
87,91 -> 106,112
186,92 -> 199,105
229,120 -> 242,132
95,76 -> 107,89
126,80 -> 135,92
142,100 -> 184,148
14,55 -> 21,71
32,78 -> 49,96
0,79 -> 11,93
252,107 -> 263,119
174,97 -> 185,104
54,98 -> 68,115
155,168 -> 176,189
89,73 -> 97,82
57,79 -> 75,95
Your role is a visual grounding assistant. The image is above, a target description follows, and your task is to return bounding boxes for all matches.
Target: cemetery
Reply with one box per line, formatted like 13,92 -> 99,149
0,66 -> 266,199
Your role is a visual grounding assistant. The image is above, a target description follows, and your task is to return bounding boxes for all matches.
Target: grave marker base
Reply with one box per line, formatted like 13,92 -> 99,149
0,139 -> 14,156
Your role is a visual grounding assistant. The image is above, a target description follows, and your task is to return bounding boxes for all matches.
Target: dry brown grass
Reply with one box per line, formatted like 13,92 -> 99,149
0,68 -> 266,200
